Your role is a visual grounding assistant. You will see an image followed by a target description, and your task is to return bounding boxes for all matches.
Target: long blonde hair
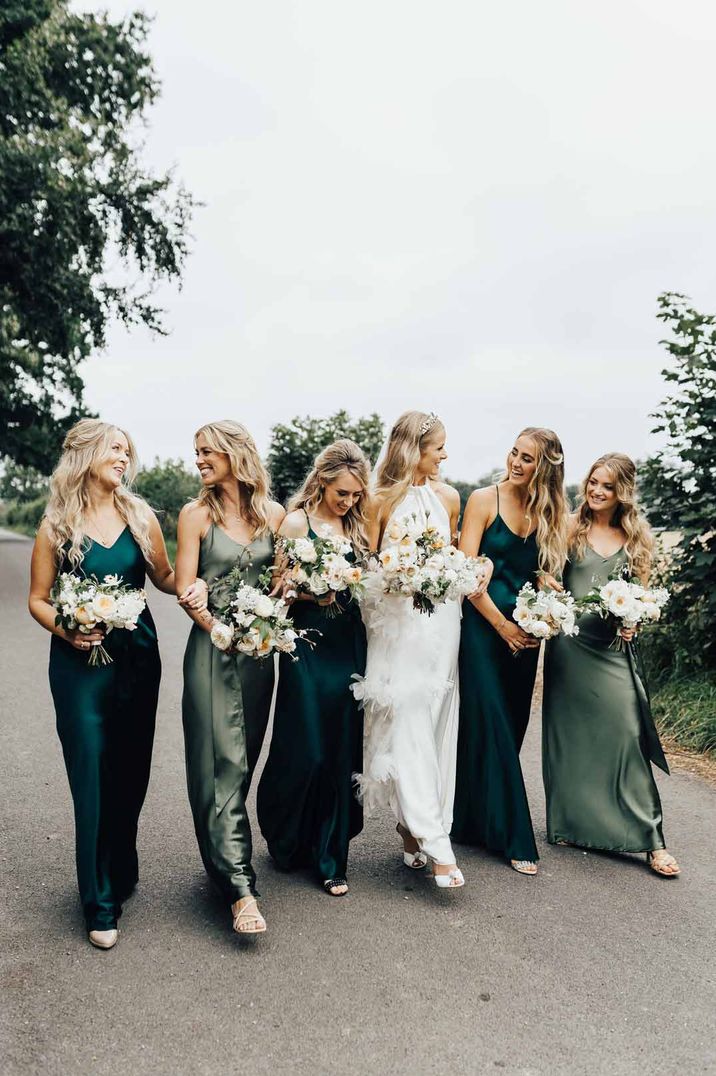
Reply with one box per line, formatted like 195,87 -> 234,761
44,419 -> 154,569
373,410 -> 445,522
194,420 -> 273,535
288,439 -> 371,554
571,453 -> 654,579
507,427 -> 569,578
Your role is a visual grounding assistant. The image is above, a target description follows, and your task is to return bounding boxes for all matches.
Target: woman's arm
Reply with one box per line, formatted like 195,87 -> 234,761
365,497 -> 385,554
175,504 -> 214,633
145,512 -> 207,609
28,524 -> 105,651
459,490 -> 537,654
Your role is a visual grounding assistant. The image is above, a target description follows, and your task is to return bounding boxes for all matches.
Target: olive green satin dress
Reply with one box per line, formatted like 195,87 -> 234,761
49,528 -> 161,931
257,529 -> 366,883
182,524 -> 275,902
452,489 -> 540,862
542,547 -> 668,852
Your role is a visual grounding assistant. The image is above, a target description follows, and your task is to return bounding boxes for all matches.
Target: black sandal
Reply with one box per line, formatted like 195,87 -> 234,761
323,878 -> 348,896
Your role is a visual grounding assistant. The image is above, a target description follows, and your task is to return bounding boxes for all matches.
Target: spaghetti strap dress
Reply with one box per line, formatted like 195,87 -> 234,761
452,486 -> 540,862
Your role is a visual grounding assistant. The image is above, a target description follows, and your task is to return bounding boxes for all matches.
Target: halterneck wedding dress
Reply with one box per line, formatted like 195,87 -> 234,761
352,481 -> 461,865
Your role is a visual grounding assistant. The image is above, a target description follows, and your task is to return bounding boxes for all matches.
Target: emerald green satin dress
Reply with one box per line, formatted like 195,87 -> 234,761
49,528 -> 160,931
542,547 -> 668,852
182,524 -> 275,902
452,489 -> 540,862
257,528 -> 365,883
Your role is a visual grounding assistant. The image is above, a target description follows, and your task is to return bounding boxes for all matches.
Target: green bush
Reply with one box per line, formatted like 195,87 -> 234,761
133,458 -> 201,544
1,495 -> 47,535
652,674 -> 716,756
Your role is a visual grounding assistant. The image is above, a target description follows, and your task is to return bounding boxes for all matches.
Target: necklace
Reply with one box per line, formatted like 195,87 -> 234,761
87,512 -> 115,547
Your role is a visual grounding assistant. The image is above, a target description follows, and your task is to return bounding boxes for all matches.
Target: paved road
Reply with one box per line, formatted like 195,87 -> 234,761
1,535 -> 714,1076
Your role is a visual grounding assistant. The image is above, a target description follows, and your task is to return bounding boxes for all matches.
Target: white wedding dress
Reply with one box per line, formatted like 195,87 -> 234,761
352,481 -> 461,865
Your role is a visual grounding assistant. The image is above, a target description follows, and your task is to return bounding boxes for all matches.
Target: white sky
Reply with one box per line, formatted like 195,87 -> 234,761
79,0 -> 716,482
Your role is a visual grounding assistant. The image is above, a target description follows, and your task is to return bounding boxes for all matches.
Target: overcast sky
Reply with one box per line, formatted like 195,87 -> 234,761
78,0 -> 716,482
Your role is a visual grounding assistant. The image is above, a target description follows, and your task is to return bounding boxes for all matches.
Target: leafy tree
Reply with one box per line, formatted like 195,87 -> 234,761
133,458 -> 200,542
0,1 -> 194,471
0,457 -> 49,503
640,292 -> 716,674
267,411 -> 385,504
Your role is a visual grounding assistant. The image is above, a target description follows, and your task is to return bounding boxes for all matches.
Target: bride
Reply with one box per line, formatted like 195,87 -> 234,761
353,411 -> 491,888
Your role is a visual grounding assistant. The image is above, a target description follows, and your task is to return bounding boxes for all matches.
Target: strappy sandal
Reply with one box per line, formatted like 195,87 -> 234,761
396,823 -> 428,870
646,851 -> 681,878
433,865 -> 465,889
511,859 -> 538,875
323,878 -> 348,896
231,896 -> 267,934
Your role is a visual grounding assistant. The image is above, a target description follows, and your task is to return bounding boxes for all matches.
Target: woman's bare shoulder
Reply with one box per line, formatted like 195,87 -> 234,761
278,509 -> 309,538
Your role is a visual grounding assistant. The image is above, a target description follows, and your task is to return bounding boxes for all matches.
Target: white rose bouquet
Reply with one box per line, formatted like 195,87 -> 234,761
208,566 -> 310,659
575,573 -> 669,650
279,524 -> 364,615
376,514 -> 490,615
512,582 -> 579,643
50,572 -> 147,666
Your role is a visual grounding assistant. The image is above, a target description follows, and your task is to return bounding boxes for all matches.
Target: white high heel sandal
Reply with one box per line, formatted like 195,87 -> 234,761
433,866 -> 465,889
403,850 -> 428,870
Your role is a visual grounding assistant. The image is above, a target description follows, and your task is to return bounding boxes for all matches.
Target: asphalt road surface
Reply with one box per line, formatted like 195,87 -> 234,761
1,533 -> 714,1076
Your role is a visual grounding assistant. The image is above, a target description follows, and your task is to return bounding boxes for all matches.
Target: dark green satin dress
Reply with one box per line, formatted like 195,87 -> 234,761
257,528 -> 366,883
542,547 -> 667,852
452,489 -> 540,862
182,524 -> 275,902
49,528 -> 160,931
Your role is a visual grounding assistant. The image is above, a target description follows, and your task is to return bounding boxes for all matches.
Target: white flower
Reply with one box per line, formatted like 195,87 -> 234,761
211,621 -> 234,651
253,595 -> 275,618
293,538 -> 317,563
237,630 -> 260,654
102,574 -> 121,587
530,620 -> 551,639
379,547 -> 400,573
308,572 -> 330,595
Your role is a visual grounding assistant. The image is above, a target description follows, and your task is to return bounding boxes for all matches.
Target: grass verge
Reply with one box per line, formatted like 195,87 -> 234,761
652,674 -> 716,757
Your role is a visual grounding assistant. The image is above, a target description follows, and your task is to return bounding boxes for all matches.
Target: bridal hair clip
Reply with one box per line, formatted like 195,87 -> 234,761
419,412 -> 439,436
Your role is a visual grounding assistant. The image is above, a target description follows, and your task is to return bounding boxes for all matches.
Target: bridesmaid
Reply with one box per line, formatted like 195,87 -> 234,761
175,420 -> 285,935
257,439 -> 369,897
542,454 -> 680,876
452,427 -> 568,874
28,419 -> 206,949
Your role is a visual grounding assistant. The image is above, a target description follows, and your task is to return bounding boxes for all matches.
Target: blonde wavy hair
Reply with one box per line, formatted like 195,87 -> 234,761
571,453 -> 654,579
288,439 -> 371,554
194,420 -> 273,535
373,410 -> 445,523
506,427 -> 569,578
43,419 -> 154,570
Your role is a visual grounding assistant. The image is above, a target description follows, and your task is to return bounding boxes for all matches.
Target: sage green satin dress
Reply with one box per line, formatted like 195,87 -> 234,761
182,524 -> 275,902
257,529 -> 366,884
542,547 -> 668,852
452,488 -> 540,862
49,528 -> 160,931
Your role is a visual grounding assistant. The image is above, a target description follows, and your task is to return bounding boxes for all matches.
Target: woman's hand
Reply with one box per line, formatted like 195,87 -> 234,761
65,627 -> 105,652
538,573 -> 564,593
619,626 -> 637,643
468,558 -> 493,600
496,619 -> 539,655
316,591 -> 337,608
179,579 -> 208,611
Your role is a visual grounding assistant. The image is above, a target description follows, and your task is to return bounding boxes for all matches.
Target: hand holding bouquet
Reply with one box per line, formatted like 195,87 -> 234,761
377,514 -> 490,615
576,574 -> 669,650
512,582 -> 579,643
51,572 -> 147,666
279,525 -> 363,615
208,567 -> 309,659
